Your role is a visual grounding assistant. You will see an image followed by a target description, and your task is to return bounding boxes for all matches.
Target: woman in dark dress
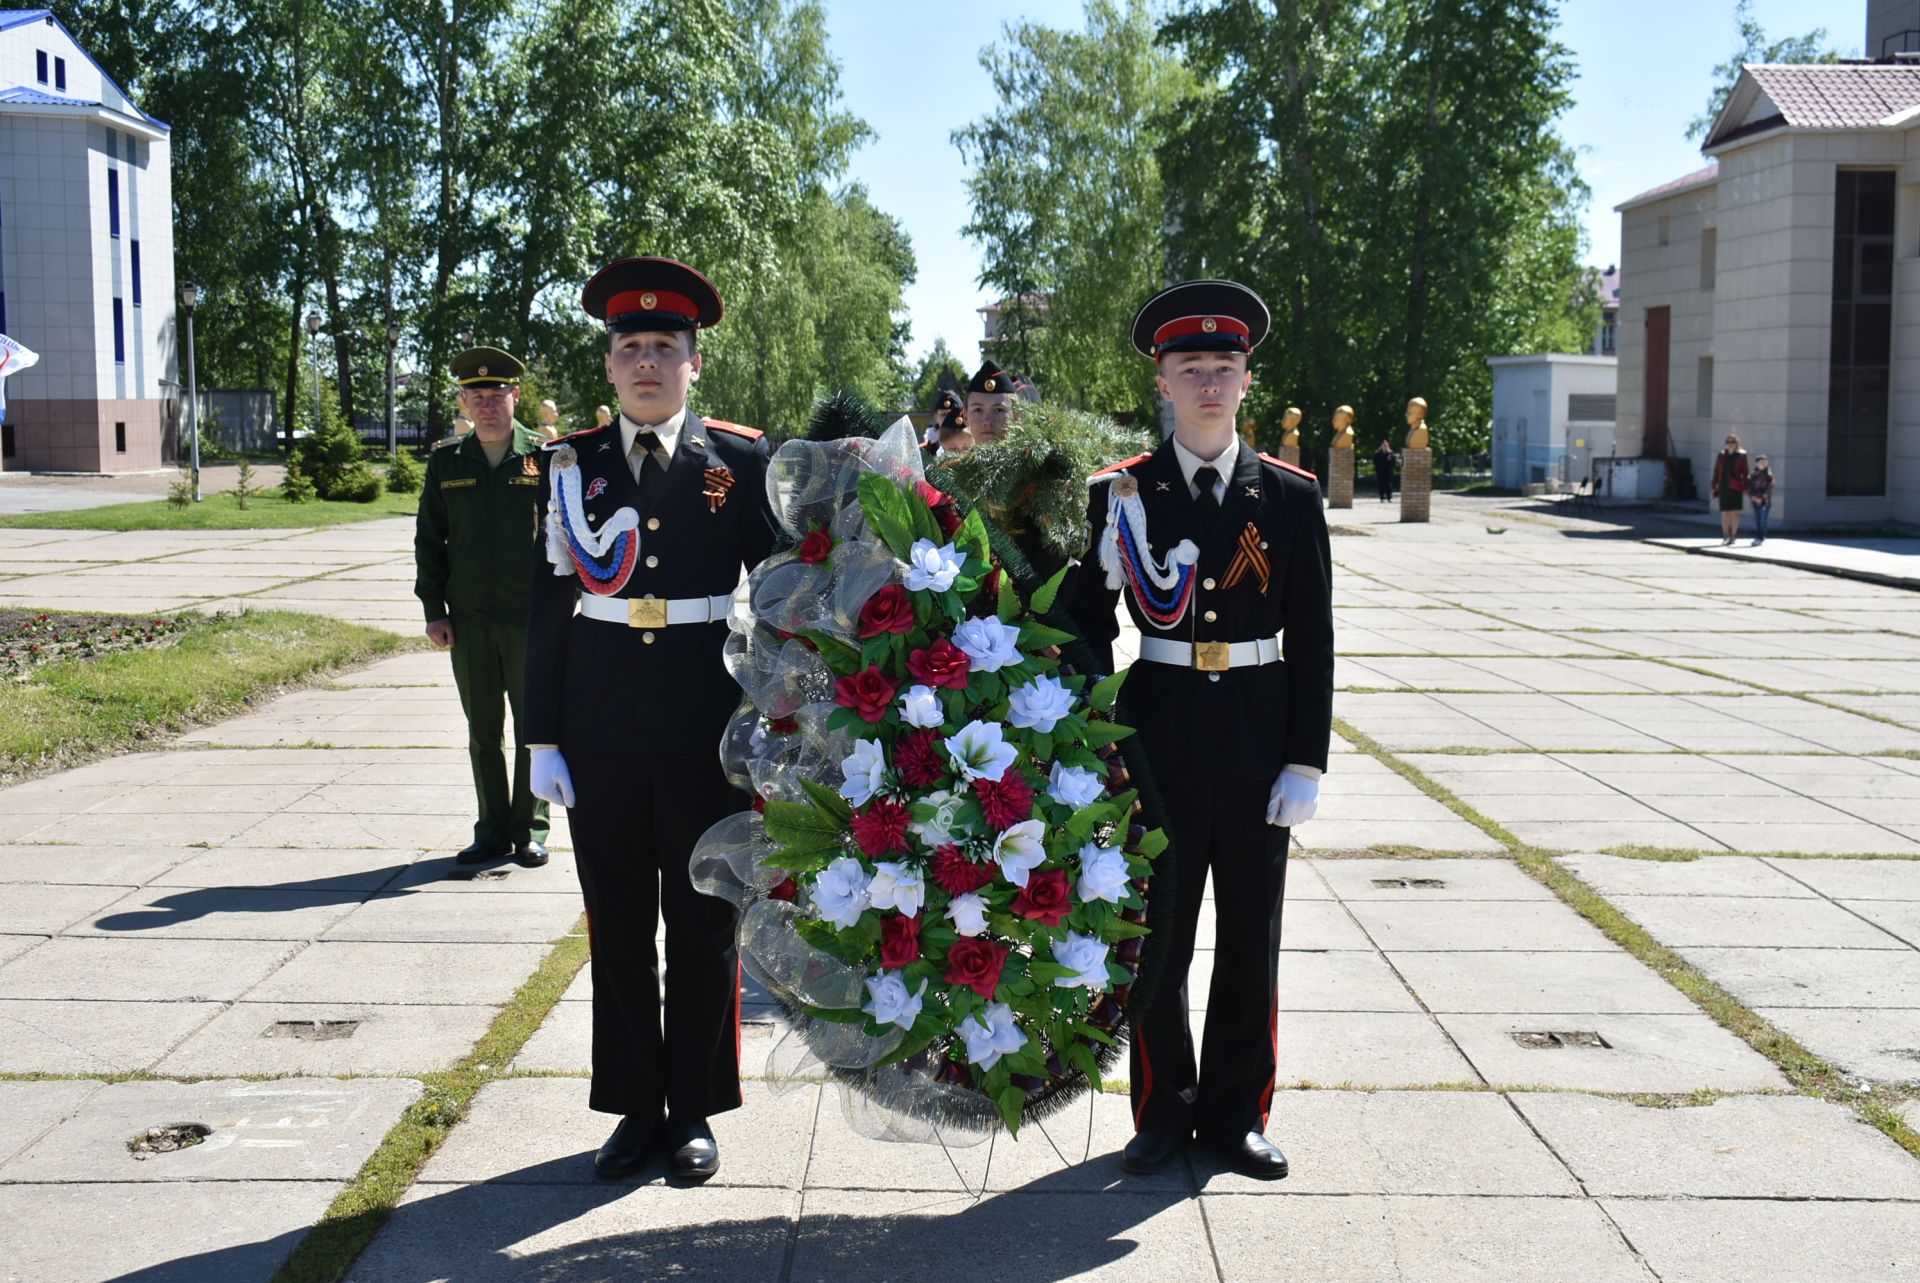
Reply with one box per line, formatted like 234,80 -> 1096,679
1373,439 -> 1396,503
1710,432 -> 1749,545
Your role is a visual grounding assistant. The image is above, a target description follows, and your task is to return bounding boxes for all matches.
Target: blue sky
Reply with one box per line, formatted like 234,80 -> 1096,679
822,0 -> 1855,368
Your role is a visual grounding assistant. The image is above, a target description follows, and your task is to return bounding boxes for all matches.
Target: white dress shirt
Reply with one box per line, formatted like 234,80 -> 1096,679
620,406 -> 687,476
1169,433 -> 1237,503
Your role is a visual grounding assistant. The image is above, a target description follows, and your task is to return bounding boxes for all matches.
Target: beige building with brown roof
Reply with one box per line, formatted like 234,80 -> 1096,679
1614,59 -> 1920,525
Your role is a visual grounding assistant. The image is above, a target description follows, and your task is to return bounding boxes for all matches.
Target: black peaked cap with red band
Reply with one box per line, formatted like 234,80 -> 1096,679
582,256 -> 724,333
1130,279 -> 1271,359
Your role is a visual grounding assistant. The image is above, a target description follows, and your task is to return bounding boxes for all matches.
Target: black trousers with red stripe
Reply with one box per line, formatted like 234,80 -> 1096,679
565,748 -> 746,1121
1128,768 -> 1289,1141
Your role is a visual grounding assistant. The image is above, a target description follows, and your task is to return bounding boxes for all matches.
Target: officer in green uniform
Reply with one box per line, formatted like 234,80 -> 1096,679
413,346 -> 552,866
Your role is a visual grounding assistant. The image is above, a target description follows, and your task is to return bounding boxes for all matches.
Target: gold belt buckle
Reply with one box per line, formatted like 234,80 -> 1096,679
1193,641 -> 1230,672
627,597 -> 668,629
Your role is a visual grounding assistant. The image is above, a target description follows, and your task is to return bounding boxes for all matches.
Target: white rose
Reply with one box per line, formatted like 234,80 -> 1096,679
993,818 -> 1048,888
1051,931 -> 1111,991
867,861 -> 925,918
945,719 -> 1018,783
838,738 -> 888,807
1008,674 -> 1075,733
1076,841 -> 1130,904
862,971 -> 926,1030
959,1001 -> 1028,1070
911,788 -> 965,848
898,684 -> 946,730
1047,761 -> 1106,810
903,538 -> 963,593
812,855 -> 872,930
953,615 -> 1024,673
945,891 -> 990,937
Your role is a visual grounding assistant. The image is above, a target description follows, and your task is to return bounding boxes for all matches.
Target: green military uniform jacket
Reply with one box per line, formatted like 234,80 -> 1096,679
413,423 -> 545,625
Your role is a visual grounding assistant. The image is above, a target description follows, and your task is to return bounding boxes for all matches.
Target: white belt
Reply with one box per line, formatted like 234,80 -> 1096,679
577,592 -> 732,629
1137,636 -> 1280,672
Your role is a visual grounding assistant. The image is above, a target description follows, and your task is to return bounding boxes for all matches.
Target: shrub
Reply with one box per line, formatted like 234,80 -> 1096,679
293,392 -> 382,502
166,470 -> 194,508
231,458 -> 260,510
281,453 -> 317,503
386,447 -> 423,496
328,462 -> 385,503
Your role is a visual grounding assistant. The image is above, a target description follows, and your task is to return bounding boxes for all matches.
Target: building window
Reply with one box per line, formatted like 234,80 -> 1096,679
1697,357 -> 1714,420
1658,213 -> 1671,247
35,51 -> 46,84
1828,170 -> 1894,497
1600,318 -> 1617,354
107,169 -> 120,237
113,298 -> 125,364
1,423 -> 14,459
114,422 -> 126,454
54,57 -> 65,92
131,241 -> 141,306
1700,228 -> 1717,290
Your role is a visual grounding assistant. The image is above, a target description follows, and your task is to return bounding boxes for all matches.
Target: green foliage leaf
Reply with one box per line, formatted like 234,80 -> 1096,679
799,779 -> 855,825
858,472 -> 917,559
1087,669 -> 1128,713
1029,564 -> 1070,614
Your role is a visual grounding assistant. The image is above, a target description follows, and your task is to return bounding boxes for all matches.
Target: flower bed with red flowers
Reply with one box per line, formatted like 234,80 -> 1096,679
1,611 -> 188,679
751,469 -> 1165,1135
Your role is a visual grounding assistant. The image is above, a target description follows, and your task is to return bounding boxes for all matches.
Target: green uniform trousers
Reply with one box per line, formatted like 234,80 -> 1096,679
448,618 -> 549,847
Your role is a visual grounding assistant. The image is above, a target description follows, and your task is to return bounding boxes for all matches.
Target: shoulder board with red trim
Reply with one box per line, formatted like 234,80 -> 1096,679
544,424 -> 611,449
1092,452 -> 1152,478
1260,453 -> 1319,482
702,417 -> 765,441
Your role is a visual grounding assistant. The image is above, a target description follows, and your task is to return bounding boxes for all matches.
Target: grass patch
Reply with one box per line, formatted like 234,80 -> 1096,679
0,609 -> 409,782
0,489 -> 418,531
272,923 -> 590,1283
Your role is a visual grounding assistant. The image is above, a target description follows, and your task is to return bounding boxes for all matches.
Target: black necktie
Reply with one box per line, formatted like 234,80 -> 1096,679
634,430 -> 665,505
1192,464 -> 1222,531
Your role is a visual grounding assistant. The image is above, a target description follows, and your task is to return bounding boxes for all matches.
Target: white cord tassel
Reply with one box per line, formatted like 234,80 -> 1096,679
1098,482 -> 1198,590
547,460 -> 639,574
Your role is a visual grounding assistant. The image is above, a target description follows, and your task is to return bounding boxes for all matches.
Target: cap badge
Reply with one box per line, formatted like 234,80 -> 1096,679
640,292 -> 658,309
477,365 -> 489,376
984,378 -> 997,391
1201,317 -> 1218,333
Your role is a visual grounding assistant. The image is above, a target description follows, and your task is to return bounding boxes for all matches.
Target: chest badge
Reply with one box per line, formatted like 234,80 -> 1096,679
1244,485 -> 1260,499
585,476 -> 609,500
1219,521 -> 1271,596
522,455 -> 539,477
1155,480 -> 1172,492
703,465 -> 735,513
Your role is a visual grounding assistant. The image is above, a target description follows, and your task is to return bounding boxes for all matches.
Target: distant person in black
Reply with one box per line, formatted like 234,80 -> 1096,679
1373,439 -> 1395,502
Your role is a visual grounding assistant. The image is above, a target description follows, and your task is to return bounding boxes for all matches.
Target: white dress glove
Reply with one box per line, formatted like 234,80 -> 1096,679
1266,768 -> 1320,828
529,747 -> 575,808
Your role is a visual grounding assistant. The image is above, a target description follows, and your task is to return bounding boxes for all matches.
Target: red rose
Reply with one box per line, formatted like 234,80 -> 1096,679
917,482 -> 964,537
932,844 -> 996,895
972,772 -> 1034,831
858,584 -> 916,639
797,527 -> 834,564
850,797 -> 910,856
767,876 -> 797,902
893,729 -> 945,789
767,715 -> 798,735
834,665 -> 899,723
880,913 -> 921,969
908,638 -> 972,690
1011,869 -> 1072,927
945,937 -> 1009,1000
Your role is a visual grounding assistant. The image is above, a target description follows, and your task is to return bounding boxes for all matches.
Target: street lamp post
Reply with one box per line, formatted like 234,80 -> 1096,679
305,310 -> 323,436
385,321 -> 400,457
180,283 -> 201,502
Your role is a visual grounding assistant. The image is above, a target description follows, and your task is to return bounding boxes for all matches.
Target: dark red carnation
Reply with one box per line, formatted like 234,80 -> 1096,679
932,845 -> 997,895
908,638 -> 972,690
945,937 -> 1010,1000
1011,869 -> 1072,928
893,729 -> 945,789
767,876 -> 797,902
858,584 -> 916,639
833,665 -> 898,723
880,913 -> 921,969
972,772 -> 1034,830
797,527 -> 834,564
850,798 -> 910,856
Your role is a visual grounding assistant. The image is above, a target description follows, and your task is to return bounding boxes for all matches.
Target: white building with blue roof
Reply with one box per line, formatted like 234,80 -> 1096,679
0,9 -> 174,473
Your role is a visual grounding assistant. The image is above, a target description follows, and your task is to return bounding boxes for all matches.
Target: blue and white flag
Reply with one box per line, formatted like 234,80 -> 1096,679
0,334 -> 40,416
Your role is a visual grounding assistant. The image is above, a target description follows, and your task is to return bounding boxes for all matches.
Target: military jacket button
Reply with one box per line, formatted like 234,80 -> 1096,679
1204,610 -> 1218,623
647,517 -> 661,531
1207,673 -> 1221,683
645,555 -> 659,568
642,631 -> 656,644
1202,577 -> 1217,591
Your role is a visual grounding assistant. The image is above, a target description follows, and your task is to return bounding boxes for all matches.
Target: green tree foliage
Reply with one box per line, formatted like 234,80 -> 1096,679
56,0 -> 913,446
385,447 -> 424,496
1686,0 -> 1842,142
908,338 -> 969,413
294,394 -> 385,502
954,0 -> 1195,421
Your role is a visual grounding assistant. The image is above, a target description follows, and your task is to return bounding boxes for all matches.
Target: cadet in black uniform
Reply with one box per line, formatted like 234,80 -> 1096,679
964,357 -> 1032,446
1069,280 -> 1335,1179
523,258 -> 779,1181
412,347 -> 551,866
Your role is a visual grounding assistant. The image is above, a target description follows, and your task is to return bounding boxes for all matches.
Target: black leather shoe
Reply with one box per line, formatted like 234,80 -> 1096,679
593,1115 -> 661,1179
515,841 -> 550,867
455,841 -> 511,865
668,1116 -> 719,1181
1120,1129 -> 1183,1174
1210,1130 -> 1289,1179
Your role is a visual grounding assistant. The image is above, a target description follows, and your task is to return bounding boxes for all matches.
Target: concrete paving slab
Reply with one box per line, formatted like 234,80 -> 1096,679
2,884 -> 132,934
1275,949 -> 1422,1013
1752,1007 -> 1920,1082
1387,950 -> 1696,1014
384,850 -> 582,892
1679,946 -> 1920,1007
1837,898 -> 1920,947
0,937 -> 296,1002
417,1076 -> 816,1190
1193,1089 -> 1577,1196
1557,853 -> 1817,898
145,846 -> 419,891
71,886 -> 367,940
2,1077 -> 421,1183
0,999 -> 224,1073
243,940 -> 550,1004
348,1183 -> 799,1283
1345,900 -> 1616,952
0,1081 -> 101,1164
1504,817 -> 1727,853
1437,1012 -> 1788,1092
1687,820 -> 1920,856
1602,1198 -> 1920,1283
792,1188 -> 1212,1283
1275,1011 -> 1481,1087
1235,900 -> 1372,952
1608,895 -> 1913,949
155,1002 -> 495,1076
0,843 -> 189,886
975,1090 -> 1189,1194
1312,857 -> 1555,901
511,996 -> 591,1073
1766,856 -> 1920,900
15,810 -> 274,848
229,809 -> 472,849
1294,816 -> 1507,853
800,1096 -> 997,1192
1202,1193 -> 1648,1283
321,891 -> 582,944
1512,1092 -> 1920,1198
0,934 -> 44,966
0,1179 -> 340,1283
